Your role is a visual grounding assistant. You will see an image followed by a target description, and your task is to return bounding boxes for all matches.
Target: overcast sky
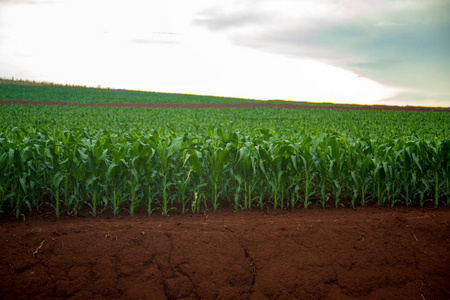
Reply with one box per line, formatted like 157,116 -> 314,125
0,0 -> 449,107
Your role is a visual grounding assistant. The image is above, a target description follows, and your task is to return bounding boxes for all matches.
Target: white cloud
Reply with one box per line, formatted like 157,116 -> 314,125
0,0 -> 417,105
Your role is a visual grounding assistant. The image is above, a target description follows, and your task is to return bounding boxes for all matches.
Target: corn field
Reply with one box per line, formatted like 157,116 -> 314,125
1,99 -> 450,218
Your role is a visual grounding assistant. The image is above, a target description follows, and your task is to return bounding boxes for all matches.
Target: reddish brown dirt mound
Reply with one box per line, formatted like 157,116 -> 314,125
1,100 -> 449,112
1,206 -> 449,299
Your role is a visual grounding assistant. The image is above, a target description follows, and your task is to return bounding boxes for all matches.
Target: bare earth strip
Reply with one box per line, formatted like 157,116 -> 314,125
1,100 -> 449,112
0,207 -> 449,299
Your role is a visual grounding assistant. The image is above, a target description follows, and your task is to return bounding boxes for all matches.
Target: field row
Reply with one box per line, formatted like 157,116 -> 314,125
1,127 -> 449,218
1,81 -> 353,106
2,104 -> 449,140
1,88 -> 449,218
0,83 -> 259,104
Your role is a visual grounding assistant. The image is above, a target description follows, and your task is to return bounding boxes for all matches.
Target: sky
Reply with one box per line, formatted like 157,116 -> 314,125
0,0 -> 449,107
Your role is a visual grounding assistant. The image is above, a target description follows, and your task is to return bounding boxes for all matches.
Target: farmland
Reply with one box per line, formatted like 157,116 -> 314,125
1,81 -> 449,299
1,83 -> 449,217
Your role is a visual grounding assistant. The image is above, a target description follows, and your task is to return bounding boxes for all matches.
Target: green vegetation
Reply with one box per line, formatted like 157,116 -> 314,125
0,79 -> 349,106
0,82 -> 449,218
0,80 -> 258,104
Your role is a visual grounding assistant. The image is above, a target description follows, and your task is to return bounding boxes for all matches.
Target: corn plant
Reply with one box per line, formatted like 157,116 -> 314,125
443,142 -> 450,206
79,137 -> 109,216
232,142 -> 259,210
348,138 -> 373,207
121,138 -> 151,216
372,156 -> 387,206
60,135 -> 86,215
382,143 -> 402,206
8,146 -> 32,219
173,166 -> 191,214
201,137 -> 230,212
150,135 -> 181,215
23,142 -> 46,210
0,152 -> 9,213
184,149 -> 206,213
328,135 -> 346,208
426,141 -> 445,207
105,145 -> 128,216
289,137 -> 317,209
139,141 -> 158,216
49,172 -> 64,218
257,140 -> 292,209
315,134 -> 331,208
411,141 -> 431,206
397,144 -> 416,207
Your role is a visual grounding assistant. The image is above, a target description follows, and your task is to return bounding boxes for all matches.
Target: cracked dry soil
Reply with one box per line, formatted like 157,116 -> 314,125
1,206 -> 449,300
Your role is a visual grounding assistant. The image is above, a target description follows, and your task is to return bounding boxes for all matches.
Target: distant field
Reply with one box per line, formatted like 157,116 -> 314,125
0,83 -> 257,104
1,104 -> 449,139
0,79 -> 347,106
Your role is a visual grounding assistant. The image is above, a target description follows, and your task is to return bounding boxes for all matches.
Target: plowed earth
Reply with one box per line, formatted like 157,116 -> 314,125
1,206 -> 449,300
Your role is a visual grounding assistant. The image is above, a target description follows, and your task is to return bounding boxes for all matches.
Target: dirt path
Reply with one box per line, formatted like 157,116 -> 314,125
1,99 -> 449,112
1,206 -> 449,299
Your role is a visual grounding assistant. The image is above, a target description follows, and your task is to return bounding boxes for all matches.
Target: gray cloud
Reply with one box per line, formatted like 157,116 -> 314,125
312,2 -> 450,91
193,1 -> 387,69
194,0 -> 450,106
194,7 -> 269,31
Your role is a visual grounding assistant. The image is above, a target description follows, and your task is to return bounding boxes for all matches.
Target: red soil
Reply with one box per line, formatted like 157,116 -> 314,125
0,99 -> 449,112
1,206 -> 449,300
